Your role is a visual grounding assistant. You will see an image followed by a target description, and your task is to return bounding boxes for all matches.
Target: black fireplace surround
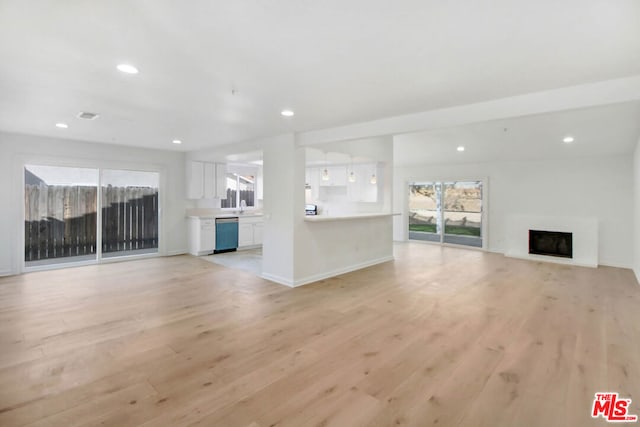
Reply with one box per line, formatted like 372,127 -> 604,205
528,230 -> 573,258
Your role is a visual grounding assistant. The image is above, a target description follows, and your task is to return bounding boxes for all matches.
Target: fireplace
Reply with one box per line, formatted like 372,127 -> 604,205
528,230 -> 573,259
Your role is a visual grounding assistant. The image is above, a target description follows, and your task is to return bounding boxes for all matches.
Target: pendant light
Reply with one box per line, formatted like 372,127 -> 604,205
370,163 -> 377,185
348,156 -> 356,183
321,151 -> 330,181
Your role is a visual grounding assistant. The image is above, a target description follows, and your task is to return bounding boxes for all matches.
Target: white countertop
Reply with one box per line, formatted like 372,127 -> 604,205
187,213 -> 263,219
304,212 -> 399,222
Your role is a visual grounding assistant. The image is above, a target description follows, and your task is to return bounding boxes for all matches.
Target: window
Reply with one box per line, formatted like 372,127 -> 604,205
409,180 -> 483,248
221,173 -> 255,209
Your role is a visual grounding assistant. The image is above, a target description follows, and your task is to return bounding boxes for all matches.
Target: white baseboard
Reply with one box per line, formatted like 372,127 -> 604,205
261,256 -> 395,288
292,255 -> 395,288
597,259 -> 632,269
0,269 -> 14,277
505,252 -> 598,268
505,252 -> 636,270
238,244 -> 261,251
261,272 -> 295,287
165,249 -> 188,256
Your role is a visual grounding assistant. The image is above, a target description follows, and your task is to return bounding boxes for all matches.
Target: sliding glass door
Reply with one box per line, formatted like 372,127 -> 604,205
408,182 -> 441,242
101,169 -> 159,258
25,165 -> 159,268
24,165 -> 99,266
409,180 -> 483,248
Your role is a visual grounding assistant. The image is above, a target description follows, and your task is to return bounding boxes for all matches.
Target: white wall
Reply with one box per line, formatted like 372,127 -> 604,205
634,138 -> 640,282
189,134 -> 395,287
394,155 -> 634,268
261,134 -> 298,285
294,136 -> 394,285
0,131 -> 188,276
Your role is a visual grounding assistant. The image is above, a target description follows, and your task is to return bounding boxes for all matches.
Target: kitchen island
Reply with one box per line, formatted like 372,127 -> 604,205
287,212 -> 397,287
303,212 -> 398,222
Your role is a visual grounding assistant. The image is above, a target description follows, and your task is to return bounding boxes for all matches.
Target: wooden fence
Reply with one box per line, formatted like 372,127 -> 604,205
220,189 -> 255,209
25,184 -> 158,262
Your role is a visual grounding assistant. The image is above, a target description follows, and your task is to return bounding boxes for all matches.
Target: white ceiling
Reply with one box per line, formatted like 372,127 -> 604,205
0,0 -> 639,151
394,101 -> 640,165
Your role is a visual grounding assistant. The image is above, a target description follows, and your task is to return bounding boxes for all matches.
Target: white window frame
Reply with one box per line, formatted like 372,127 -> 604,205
221,170 -> 257,211
17,157 -> 165,274
405,177 -> 489,250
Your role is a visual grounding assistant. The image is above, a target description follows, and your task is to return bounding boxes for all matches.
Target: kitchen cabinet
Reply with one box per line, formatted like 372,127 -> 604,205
203,162 -> 215,198
215,163 -> 226,198
188,217 -> 216,255
238,216 -> 264,248
253,222 -> 263,245
347,163 -> 381,203
186,161 -> 205,199
305,167 -> 319,203
186,161 -> 227,199
318,166 -> 347,187
238,222 -> 254,247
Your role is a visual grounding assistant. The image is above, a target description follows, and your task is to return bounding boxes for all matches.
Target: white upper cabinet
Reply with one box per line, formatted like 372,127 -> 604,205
306,163 -> 382,203
318,166 -> 347,187
347,163 -> 381,203
186,160 -> 227,200
215,163 -> 226,199
305,167 -> 319,203
203,162 -> 216,199
186,161 -> 205,199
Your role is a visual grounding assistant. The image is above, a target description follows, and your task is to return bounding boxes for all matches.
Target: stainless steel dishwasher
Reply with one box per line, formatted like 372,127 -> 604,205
214,217 -> 239,253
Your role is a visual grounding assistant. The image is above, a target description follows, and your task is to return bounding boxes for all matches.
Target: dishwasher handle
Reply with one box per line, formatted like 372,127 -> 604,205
215,217 -> 238,224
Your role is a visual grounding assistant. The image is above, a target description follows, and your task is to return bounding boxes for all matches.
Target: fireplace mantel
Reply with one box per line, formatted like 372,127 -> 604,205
505,215 -> 598,267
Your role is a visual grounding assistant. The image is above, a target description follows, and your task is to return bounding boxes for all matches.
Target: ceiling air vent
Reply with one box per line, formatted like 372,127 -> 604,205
77,112 -> 99,120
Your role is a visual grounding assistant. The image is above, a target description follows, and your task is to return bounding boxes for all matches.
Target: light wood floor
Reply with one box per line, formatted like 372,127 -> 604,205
0,243 -> 638,427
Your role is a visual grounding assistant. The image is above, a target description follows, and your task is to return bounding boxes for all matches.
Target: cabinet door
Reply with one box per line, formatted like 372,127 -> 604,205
305,167 -> 319,203
319,166 -> 347,186
215,163 -> 227,199
253,222 -> 263,245
347,164 -> 378,202
238,222 -> 254,247
347,166 -> 360,201
186,161 -> 204,199
200,219 -> 216,251
330,166 -> 347,186
203,162 -> 216,199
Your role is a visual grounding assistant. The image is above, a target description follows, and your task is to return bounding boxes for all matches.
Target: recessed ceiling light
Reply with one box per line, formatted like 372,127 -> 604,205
172,139 -> 182,145
563,136 -> 574,143
281,110 -> 294,117
55,123 -> 68,129
117,64 -> 139,74
457,146 -> 465,152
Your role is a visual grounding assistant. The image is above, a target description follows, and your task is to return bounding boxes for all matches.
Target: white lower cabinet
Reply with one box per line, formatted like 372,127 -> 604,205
253,222 -> 263,245
238,216 -> 264,248
238,222 -> 254,247
188,217 -> 216,256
